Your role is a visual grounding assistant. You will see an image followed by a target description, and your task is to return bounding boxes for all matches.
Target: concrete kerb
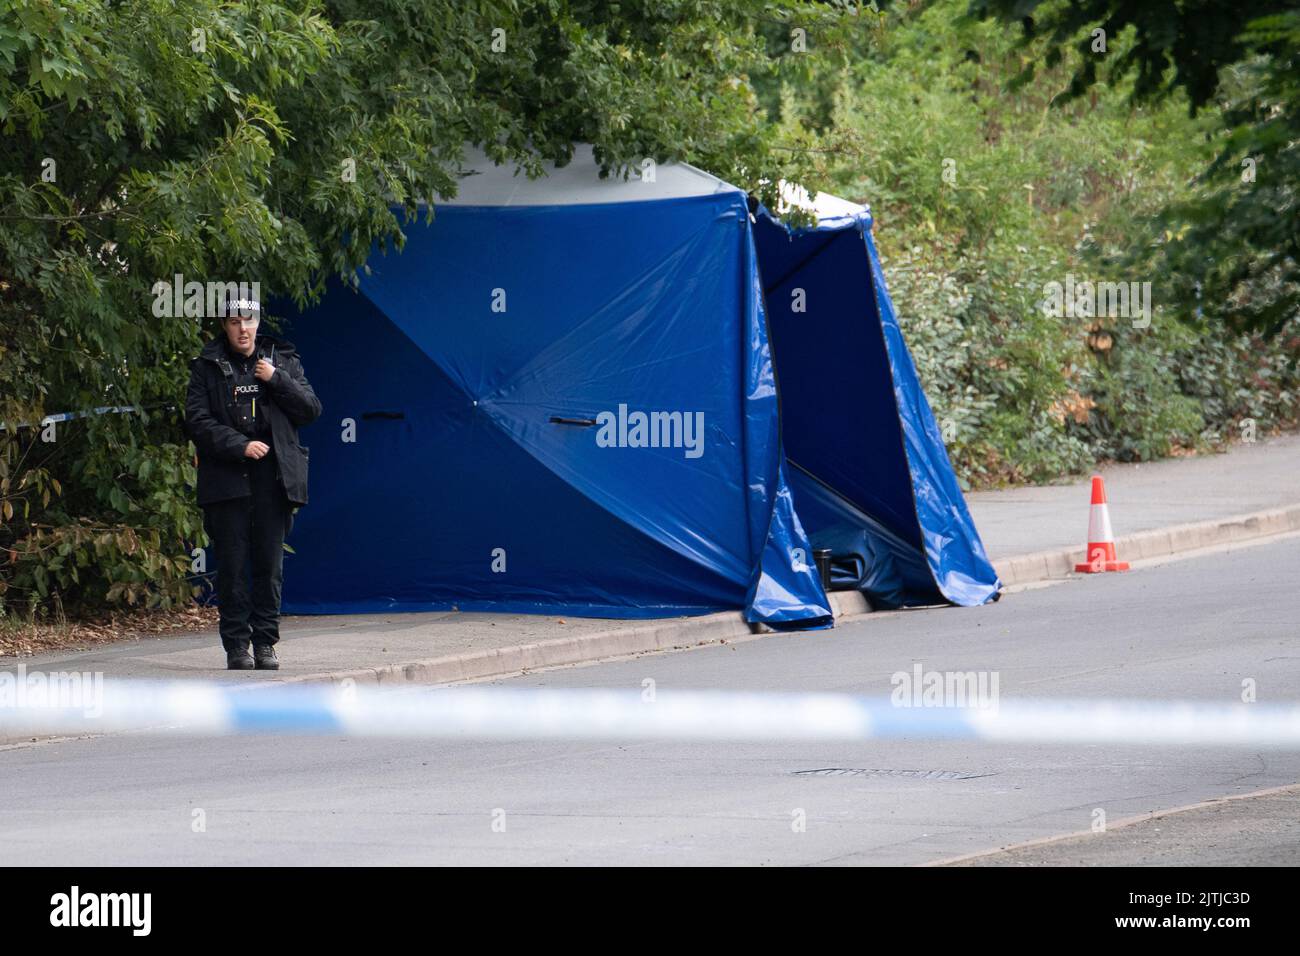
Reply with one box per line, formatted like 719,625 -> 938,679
996,504 -> 1300,588
257,505 -> 1298,690
278,609 -> 758,690
268,590 -> 872,690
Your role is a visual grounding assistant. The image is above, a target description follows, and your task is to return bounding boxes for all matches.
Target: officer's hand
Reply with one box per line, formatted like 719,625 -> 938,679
244,441 -> 270,459
254,359 -> 276,382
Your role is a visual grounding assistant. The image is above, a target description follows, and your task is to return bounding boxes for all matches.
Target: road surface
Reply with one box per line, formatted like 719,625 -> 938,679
1,536 -> 1297,865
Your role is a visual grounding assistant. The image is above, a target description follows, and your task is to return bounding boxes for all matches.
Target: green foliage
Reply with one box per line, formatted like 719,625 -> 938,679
972,1 -> 1300,342
1156,15 -> 1300,340
1073,319 -> 1203,463
0,0 -> 868,618
807,0 -> 1298,485
883,242 -> 1092,486
968,0 -> 1291,111
0,414 -> 200,615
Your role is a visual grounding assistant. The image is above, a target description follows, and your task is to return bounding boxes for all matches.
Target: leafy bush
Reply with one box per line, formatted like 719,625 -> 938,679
0,412 -> 201,619
800,0 -> 1300,486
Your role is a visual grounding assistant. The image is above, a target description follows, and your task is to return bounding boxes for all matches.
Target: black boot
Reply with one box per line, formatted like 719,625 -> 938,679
254,644 -> 280,671
226,647 -> 255,670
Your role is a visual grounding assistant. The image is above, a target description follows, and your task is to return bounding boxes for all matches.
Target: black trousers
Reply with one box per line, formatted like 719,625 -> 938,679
203,456 -> 294,652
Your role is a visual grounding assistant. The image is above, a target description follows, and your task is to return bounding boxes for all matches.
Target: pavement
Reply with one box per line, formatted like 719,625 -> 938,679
966,432 -> 1300,561
2,535 -> 1297,865
943,783 -> 1300,867
967,432 -> 1300,586
3,432 -> 1298,689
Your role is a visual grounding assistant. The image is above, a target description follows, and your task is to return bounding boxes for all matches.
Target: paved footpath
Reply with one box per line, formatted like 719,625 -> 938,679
966,432 -> 1300,561
3,433 -> 1298,687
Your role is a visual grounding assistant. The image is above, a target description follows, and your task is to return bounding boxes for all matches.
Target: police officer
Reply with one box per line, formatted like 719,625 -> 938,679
184,296 -> 321,670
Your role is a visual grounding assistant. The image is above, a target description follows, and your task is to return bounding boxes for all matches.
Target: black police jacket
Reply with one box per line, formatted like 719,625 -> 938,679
184,334 -> 322,507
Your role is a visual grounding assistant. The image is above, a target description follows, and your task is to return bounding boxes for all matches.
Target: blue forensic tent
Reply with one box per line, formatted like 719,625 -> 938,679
276,148 -> 1000,625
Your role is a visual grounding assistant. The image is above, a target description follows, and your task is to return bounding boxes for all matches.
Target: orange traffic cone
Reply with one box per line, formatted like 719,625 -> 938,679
1074,475 -> 1130,573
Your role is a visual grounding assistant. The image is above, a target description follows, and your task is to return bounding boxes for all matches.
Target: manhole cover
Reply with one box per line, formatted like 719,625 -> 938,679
792,768 -> 994,780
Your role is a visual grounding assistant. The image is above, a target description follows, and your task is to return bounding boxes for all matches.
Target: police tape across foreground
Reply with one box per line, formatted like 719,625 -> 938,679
3,679 -> 1300,747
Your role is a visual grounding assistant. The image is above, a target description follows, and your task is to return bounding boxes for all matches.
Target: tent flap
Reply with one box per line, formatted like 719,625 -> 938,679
754,205 -> 1001,608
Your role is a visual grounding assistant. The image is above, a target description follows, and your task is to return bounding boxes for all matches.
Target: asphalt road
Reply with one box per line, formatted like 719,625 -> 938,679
1,536 -> 1297,866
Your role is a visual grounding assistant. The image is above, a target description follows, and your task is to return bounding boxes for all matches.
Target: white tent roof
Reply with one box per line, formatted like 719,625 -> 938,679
776,182 -> 868,221
439,145 -> 869,226
443,145 -> 736,206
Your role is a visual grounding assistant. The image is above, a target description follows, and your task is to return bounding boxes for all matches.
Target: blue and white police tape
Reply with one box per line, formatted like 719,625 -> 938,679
3,680 -> 1300,747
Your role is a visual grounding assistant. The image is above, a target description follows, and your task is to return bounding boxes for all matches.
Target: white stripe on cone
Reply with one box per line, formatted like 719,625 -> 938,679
1087,502 -> 1114,545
